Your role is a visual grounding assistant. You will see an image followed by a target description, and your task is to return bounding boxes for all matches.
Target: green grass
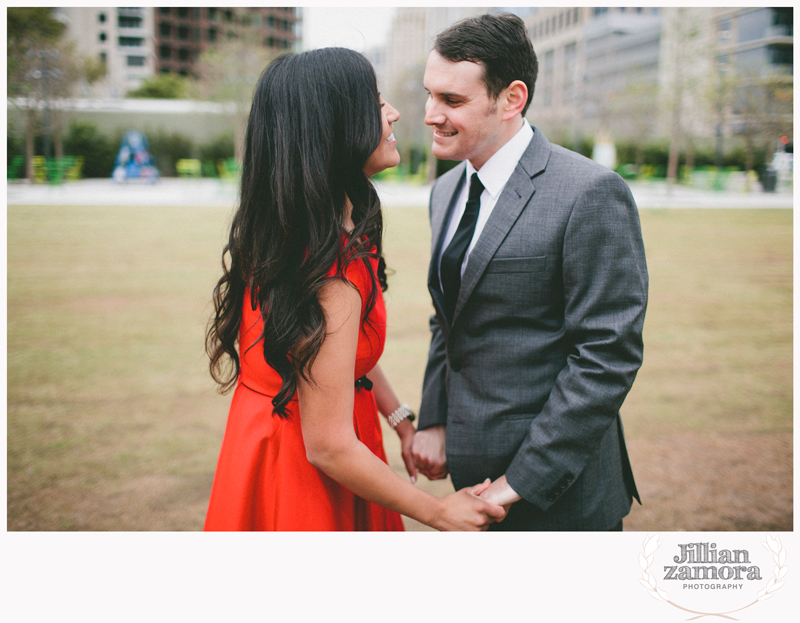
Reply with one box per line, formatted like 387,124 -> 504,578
7,204 -> 792,531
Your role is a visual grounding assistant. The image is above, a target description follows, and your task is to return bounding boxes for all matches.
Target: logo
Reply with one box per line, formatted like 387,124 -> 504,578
638,533 -> 788,619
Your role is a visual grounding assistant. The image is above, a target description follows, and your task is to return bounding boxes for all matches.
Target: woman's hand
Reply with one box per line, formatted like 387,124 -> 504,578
432,478 -> 507,531
394,418 -> 418,483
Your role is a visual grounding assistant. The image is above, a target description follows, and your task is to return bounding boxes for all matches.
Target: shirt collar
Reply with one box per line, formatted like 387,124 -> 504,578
466,120 -> 534,199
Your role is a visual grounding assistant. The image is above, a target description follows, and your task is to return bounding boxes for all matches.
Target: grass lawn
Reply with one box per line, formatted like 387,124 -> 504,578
6,203 -> 792,531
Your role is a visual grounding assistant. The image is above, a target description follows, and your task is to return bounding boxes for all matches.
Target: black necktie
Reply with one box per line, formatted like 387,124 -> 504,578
440,172 -> 484,322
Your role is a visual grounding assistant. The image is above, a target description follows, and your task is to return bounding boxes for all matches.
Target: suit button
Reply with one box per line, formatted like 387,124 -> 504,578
565,473 -> 574,482
546,493 -> 556,502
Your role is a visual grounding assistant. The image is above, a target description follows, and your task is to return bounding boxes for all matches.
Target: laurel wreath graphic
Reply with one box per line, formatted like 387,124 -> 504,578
638,533 -> 788,620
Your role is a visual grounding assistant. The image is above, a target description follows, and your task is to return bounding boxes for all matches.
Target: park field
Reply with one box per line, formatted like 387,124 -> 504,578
7,203 -> 792,531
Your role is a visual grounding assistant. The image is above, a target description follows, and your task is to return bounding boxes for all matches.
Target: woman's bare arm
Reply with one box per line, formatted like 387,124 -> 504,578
296,278 -> 504,531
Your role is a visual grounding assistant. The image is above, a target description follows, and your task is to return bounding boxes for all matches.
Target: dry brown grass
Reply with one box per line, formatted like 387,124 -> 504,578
7,204 -> 792,531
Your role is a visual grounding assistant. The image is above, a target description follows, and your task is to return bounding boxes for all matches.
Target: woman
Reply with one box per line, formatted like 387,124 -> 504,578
204,48 -> 505,531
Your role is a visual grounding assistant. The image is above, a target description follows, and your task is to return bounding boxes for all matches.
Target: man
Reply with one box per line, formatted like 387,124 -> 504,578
411,13 -> 648,531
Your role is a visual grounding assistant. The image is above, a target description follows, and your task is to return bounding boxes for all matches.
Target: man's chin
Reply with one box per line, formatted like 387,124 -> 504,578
431,144 -> 457,162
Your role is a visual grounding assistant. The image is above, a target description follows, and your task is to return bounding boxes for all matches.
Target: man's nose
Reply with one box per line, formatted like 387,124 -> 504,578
424,98 -> 443,126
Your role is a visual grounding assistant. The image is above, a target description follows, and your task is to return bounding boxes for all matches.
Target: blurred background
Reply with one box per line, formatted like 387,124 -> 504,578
6,7 -> 793,532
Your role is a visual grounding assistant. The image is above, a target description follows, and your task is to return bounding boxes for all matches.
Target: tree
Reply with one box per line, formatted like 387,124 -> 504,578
733,71 -> 793,181
7,7 -> 65,181
7,7 -> 105,181
660,8 -> 712,186
189,14 -> 278,159
128,73 -> 189,99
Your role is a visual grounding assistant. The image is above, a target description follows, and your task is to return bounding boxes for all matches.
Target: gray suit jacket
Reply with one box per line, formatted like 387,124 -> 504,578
418,126 -> 648,531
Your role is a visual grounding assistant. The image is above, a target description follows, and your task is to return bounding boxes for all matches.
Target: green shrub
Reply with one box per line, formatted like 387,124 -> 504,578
198,133 -> 236,177
147,130 -> 195,177
127,74 -> 189,99
63,121 -> 118,178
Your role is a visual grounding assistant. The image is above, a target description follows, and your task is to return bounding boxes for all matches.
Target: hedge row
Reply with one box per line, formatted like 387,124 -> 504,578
7,120 -> 236,178
8,120 -> 768,179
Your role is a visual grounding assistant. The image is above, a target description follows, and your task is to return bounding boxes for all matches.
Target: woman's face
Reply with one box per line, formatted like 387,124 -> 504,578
363,95 -> 400,177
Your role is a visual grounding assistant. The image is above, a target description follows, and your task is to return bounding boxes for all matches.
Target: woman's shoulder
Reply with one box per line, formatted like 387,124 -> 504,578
324,238 -> 377,301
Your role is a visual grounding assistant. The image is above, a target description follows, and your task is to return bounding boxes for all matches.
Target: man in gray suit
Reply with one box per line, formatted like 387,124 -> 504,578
411,13 -> 648,530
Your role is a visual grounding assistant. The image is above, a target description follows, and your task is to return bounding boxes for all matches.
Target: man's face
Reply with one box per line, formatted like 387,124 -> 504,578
423,51 -> 506,170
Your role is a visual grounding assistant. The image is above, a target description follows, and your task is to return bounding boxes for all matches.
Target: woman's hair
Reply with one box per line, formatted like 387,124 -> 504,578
206,47 -> 387,417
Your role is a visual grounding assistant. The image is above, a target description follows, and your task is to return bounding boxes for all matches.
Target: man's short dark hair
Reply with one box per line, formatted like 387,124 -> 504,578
434,12 -> 538,116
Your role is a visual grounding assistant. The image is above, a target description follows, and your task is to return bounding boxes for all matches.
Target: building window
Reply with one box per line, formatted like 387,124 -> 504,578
178,7 -> 189,18
127,56 -> 146,67
178,48 -> 190,61
573,8 -> 579,24
159,45 -> 171,59
98,12 -> 106,23
207,8 -> 217,21
771,7 -> 793,36
178,26 -> 189,40
99,52 -> 107,65
159,22 -> 170,37
118,15 -> 142,29
768,44 -> 793,67
159,8 -> 170,15
593,8 -> 609,17
208,28 -> 217,42
119,37 -> 143,47
99,32 -> 106,42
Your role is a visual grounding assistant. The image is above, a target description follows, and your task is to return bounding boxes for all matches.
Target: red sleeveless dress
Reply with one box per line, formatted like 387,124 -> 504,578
204,252 -> 405,531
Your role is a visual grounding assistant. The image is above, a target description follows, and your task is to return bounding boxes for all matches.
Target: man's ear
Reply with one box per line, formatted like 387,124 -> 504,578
501,80 -> 528,121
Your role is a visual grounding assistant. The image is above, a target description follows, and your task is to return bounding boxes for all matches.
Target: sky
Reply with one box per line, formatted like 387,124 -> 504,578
301,6 -> 398,52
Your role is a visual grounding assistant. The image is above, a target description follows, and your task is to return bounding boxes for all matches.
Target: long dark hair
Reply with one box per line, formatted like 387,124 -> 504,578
206,47 -> 387,417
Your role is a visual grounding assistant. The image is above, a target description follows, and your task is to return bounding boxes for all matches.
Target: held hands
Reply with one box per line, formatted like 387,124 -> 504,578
411,425 -> 448,480
394,418 -> 418,483
477,474 -> 522,517
433,478 -> 506,531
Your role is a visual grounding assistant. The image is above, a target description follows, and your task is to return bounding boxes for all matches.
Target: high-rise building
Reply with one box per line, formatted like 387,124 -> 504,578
154,7 -> 299,77
56,7 -> 300,98
524,7 -> 662,143
56,7 -> 156,98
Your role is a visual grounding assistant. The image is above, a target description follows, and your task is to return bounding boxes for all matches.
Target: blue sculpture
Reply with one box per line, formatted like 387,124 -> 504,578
112,130 -> 159,182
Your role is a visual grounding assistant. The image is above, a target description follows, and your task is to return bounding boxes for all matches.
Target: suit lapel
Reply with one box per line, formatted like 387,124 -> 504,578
451,128 -> 552,325
427,164 -> 466,321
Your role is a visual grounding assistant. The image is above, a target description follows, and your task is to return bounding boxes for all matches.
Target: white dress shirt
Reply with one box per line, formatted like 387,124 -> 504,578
438,121 -> 534,286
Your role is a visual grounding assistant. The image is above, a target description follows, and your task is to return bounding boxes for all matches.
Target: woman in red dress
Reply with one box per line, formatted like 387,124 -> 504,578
203,48 -> 505,531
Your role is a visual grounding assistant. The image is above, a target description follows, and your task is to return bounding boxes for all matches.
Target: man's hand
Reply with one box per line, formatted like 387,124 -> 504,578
411,425 -> 448,480
478,474 -> 522,520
